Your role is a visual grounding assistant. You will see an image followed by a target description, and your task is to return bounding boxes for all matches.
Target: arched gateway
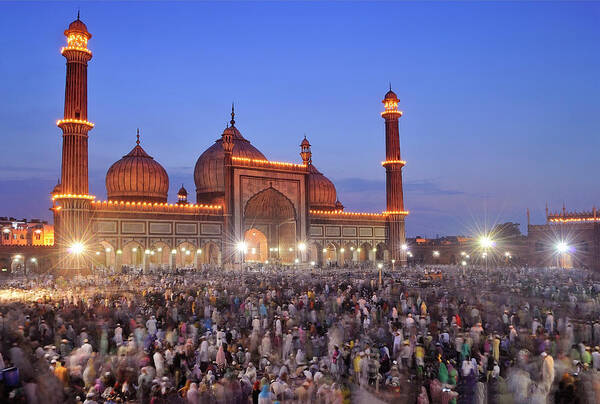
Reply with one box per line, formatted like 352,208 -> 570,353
244,187 -> 298,264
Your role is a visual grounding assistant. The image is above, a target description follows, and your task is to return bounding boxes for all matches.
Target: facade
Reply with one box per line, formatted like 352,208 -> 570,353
0,218 -> 55,273
51,17 -> 409,273
0,217 -> 54,247
528,206 -> 600,270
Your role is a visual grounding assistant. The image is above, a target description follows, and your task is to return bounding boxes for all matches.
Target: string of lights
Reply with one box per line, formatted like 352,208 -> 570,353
231,156 -> 307,170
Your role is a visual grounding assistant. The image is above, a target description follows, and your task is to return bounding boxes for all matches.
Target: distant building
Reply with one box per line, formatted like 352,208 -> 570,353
0,217 -> 54,247
528,206 -> 600,270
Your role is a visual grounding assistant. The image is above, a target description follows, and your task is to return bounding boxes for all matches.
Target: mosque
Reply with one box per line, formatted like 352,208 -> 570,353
49,16 -> 409,272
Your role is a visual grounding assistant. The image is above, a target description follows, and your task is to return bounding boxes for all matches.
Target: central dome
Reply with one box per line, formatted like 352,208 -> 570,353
194,126 -> 266,204
106,138 -> 169,203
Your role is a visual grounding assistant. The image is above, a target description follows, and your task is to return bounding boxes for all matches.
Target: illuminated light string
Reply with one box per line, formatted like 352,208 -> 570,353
309,209 -> 385,217
61,46 -> 92,56
90,200 -> 222,210
52,194 -> 96,201
549,217 -> 600,223
56,119 -> 95,128
381,160 -> 407,166
382,210 -> 410,216
232,157 -> 306,169
381,99 -> 403,117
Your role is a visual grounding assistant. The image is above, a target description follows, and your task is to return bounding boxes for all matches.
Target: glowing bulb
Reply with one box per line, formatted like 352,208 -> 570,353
69,242 -> 85,255
479,237 -> 494,249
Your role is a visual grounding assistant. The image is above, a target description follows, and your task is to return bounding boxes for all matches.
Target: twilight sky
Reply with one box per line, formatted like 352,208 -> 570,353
0,2 -> 598,237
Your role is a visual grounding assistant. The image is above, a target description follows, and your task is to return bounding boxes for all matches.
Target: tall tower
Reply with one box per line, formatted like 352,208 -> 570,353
53,15 -> 94,272
381,88 -> 408,266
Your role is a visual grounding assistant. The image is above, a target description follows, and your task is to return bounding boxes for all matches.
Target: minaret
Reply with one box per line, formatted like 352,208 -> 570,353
381,87 -> 408,266
222,105 -> 236,267
54,15 -> 94,273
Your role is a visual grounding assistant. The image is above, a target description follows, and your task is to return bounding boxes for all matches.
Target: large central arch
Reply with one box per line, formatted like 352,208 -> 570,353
243,187 -> 298,264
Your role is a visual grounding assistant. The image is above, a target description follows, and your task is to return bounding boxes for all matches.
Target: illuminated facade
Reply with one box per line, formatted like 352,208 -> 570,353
0,218 -> 54,247
47,17 -> 408,272
528,205 -> 600,270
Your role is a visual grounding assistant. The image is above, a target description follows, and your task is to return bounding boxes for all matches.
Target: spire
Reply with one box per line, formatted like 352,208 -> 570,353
136,128 -> 140,145
389,82 -> 392,91
230,103 -> 235,127
77,9 -> 80,20
526,208 -> 530,226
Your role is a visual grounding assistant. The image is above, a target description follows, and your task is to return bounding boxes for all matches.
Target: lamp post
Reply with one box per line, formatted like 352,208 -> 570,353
377,262 -> 383,288
171,249 -> 177,272
237,241 -> 247,270
433,250 -> 440,264
479,236 -> 494,272
391,259 -> 395,271
556,242 -> 569,269
298,242 -> 306,264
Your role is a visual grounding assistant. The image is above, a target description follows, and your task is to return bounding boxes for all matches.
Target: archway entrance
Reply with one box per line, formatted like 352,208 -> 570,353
244,187 -> 297,264
201,242 -> 221,265
244,229 -> 268,263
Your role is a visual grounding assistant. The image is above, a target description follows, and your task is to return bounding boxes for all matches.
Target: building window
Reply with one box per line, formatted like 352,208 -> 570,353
3,233 -> 8,241
35,233 -> 41,240
535,242 -> 543,252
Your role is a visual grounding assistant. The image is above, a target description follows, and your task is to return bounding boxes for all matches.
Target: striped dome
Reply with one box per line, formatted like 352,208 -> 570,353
106,142 -> 169,203
194,126 -> 266,204
308,164 -> 337,210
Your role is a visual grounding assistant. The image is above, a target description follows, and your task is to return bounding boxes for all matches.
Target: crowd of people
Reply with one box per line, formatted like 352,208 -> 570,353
1,264 -> 600,403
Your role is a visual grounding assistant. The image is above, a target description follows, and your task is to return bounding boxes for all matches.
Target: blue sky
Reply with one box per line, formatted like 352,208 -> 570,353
0,1 -> 598,237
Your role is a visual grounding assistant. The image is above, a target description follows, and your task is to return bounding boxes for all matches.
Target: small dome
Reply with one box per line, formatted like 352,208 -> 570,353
194,126 -> 266,204
300,136 -> 311,148
384,89 -> 398,101
335,200 -> 344,210
52,182 -> 62,195
106,141 -> 169,203
308,164 -> 337,210
178,185 -> 188,197
65,18 -> 92,39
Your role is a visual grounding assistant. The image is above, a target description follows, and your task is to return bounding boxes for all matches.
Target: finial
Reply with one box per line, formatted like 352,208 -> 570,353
136,128 -> 140,145
230,102 -> 235,127
77,9 -> 80,20
389,82 -> 392,91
